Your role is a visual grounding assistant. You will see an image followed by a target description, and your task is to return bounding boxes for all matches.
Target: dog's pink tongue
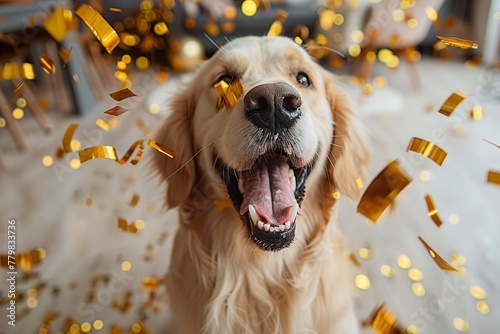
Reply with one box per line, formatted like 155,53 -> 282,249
240,156 -> 298,226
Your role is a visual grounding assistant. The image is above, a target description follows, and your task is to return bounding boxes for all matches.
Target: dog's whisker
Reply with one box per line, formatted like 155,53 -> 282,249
305,45 -> 346,58
204,32 -> 222,50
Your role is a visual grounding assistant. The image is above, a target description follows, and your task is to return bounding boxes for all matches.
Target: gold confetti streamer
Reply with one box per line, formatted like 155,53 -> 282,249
424,195 -> 444,227
109,88 -> 137,101
117,218 -> 138,234
439,91 -> 467,117
418,236 -> 460,273
0,63 -> 35,80
407,137 -> 447,166
214,197 -> 233,212
214,79 -> 244,111
104,106 -> 128,116
39,54 -> 56,75
437,35 -> 478,49
44,6 -> 74,42
128,194 -> 139,207
363,304 -> 405,334
141,277 -> 160,291
95,118 -> 110,131
483,138 -> 500,150
147,139 -> 174,158
357,160 -> 412,223
487,170 -> 500,186
62,123 -> 79,153
75,4 -> 120,54
58,47 -> 72,67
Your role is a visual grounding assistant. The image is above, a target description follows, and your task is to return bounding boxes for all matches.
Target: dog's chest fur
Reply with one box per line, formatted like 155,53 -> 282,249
165,199 -> 357,334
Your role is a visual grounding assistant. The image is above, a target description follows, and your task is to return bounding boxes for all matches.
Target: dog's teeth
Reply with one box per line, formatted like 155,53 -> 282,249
279,225 -> 285,231
238,177 -> 245,194
248,205 -> 259,225
270,226 -> 275,232
263,223 -> 270,232
257,221 -> 264,230
285,221 -> 291,230
290,173 -> 296,192
290,203 -> 299,223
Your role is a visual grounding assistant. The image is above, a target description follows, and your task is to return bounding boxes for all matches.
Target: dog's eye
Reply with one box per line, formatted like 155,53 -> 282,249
216,74 -> 233,84
296,72 -> 311,87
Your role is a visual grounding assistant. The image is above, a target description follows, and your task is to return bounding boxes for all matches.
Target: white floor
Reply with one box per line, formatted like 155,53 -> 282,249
1,57 -> 499,334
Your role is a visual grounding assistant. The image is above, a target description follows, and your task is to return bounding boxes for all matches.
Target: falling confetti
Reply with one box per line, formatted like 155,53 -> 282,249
424,194 -> 444,227
75,4 -> 120,53
214,79 -> 244,111
438,91 -> 467,117
418,237 -> 460,273
109,88 -> 137,101
104,106 -> 129,116
437,35 -> 478,49
407,137 -> 447,166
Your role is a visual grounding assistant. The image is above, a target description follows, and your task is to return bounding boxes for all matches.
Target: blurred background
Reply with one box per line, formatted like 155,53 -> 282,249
0,0 -> 499,333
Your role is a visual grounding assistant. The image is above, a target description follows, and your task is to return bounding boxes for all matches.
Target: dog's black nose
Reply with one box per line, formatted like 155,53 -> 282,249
244,83 -> 302,133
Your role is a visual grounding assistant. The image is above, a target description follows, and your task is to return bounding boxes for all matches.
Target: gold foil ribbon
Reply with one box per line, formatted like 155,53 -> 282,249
62,123 -> 79,153
439,91 -> 467,117
418,236 -> 460,273
487,170 -> 500,186
363,304 -> 404,334
437,36 -> 478,49
424,195 -> 443,227
407,137 -> 447,166
109,88 -> 137,101
104,106 -> 128,116
214,80 -> 244,111
75,4 -> 120,54
0,63 -> 35,80
357,160 -> 412,223
40,54 -> 56,75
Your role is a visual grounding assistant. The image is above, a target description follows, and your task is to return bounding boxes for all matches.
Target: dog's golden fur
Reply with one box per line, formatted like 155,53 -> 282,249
154,36 -> 370,334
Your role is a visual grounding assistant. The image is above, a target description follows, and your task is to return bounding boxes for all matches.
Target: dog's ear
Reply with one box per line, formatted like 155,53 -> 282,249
322,69 -> 371,200
153,89 -> 196,209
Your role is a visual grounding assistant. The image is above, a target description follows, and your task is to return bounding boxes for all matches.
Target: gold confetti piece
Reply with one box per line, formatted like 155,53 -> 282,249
407,137 -> 447,166
121,260 -> 132,271
39,54 -> 56,75
437,35 -> 478,49
1,248 -> 45,273
355,178 -> 364,189
134,219 -> 145,230
349,253 -> 361,267
408,268 -> 423,281
62,123 -> 79,153
147,139 -> 174,159
470,285 -> 486,299
363,304 -> 405,334
214,79 -> 244,111
0,63 -> 35,80
42,155 -> 53,167
85,197 -> 93,206
476,300 -> 490,314
453,317 -> 469,332
483,138 -> 500,150
439,91 -> 467,117
214,197 -> 233,212
109,7 -> 121,12
93,320 -> 104,330
117,218 -> 138,234
358,247 -> 373,259
380,265 -> 395,278
487,170 -> 500,186
58,47 -> 72,67
109,88 -> 137,101
14,82 -> 24,94
44,6 -> 73,42
81,322 -> 92,332
418,237 -> 460,273
332,191 -> 341,199
128,194 -> 139,207
397,254 -> 412,269
470,105 -> 483,120
95,118 -> 110,131
411,282 -> 426,297
357,160 -> 412,223
424,195 -> 444,227
104,106 -> 128,116
75,4 -> 120,54
354,274 -> 370,290
141,277 -> 160,291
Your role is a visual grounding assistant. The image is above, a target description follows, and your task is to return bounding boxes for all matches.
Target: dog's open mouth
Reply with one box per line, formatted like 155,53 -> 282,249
216,151 -> 313,251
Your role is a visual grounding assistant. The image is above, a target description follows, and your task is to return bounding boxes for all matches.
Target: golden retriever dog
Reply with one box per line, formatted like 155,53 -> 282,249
154,36 -> 370,334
